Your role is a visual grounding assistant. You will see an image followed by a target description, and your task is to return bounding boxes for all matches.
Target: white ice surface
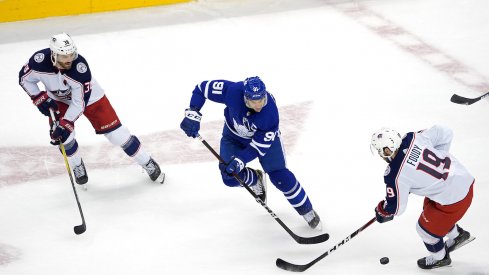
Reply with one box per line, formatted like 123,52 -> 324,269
1,0 -> 488,274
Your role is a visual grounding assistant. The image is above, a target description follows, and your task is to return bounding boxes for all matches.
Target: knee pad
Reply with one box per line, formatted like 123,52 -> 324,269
416,222 -> 444,252
268,169 -> 296,192
269,168 -> 312,215
104,126 -> 131,146
105,126 -> 142,157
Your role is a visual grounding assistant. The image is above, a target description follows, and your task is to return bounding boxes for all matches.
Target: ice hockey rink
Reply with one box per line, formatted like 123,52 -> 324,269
1,0 -> 488,274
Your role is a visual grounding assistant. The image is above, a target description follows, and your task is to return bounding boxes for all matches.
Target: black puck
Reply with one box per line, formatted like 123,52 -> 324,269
380,257 -> 389,265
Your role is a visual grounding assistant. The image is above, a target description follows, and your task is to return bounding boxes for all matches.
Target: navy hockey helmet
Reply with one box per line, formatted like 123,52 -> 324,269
243,76 -> 267,101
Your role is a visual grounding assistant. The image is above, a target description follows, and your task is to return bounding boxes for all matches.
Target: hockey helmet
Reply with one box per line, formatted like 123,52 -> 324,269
243,76 -> 268,109
49,33 -> 77,65
244,76 -> 267,101
370,128 -> 402,160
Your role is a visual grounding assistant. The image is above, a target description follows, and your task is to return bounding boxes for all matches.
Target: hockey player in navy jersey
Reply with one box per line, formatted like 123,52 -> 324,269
19,33 -> 164,185
370,125 -> 475,269
180,76 -> 321,229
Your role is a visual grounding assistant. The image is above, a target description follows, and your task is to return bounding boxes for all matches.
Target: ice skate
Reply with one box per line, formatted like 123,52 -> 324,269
143,158 -> 165,183
302,209 -> 322,230
250,169 -> 267,203
417,247 -> 451,269
447,225 -> 475,253
73,159 -> 88,186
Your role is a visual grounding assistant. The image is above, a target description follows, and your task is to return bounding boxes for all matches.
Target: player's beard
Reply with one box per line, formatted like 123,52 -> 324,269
57,61 -> 72,70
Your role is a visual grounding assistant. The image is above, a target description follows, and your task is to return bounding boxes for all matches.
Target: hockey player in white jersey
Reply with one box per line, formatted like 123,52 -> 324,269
370,125 -> 474,269
18,33 -> 165,185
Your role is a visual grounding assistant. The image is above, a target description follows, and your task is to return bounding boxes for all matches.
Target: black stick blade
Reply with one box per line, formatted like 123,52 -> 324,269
450,92 -> 489,105
296,233 -> 329,244
450,94 -> 474,105
74,224 -> 86,235
276,258 -> 310,272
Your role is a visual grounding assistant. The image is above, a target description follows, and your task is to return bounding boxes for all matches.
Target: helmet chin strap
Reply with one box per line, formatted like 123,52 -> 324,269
51,52 -> 57,66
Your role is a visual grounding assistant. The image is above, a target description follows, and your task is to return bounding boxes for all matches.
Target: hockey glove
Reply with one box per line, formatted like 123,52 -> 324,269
32,91 -> 58,116
50,119 -> 74,145
224,156 -> 245,175
180,107 -> 202,138
375,200 -> 394,223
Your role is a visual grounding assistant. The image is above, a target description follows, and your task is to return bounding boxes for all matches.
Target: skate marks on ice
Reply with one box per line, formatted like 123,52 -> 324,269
0,243 -> 21,266
0,101 -> 312,186
332,2 -> 489,92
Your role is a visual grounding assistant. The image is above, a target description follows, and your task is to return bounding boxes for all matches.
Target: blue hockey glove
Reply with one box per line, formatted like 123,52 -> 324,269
224,156 -> 245,175
375,200 -> 394,223
180,107 -> 202,138
50,119 -> 74,145
32,91 -> 58,117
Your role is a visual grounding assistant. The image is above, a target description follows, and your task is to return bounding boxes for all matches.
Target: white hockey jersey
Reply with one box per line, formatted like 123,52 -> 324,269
382,125 -> 474,216
18,48 -> 105,122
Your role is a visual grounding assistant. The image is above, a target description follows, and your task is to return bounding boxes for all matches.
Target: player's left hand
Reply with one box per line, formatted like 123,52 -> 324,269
375,200 -> 394,223
50,119 -> 74,145
180,107 -> 202,138
224,156 -> 245,175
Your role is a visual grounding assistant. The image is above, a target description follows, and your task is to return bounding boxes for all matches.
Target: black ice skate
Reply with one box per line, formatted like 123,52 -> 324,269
447,225 -> 475,253
250,169 -> 267,203
143,158 -> 165,183
73,159 -> 88,185
417,246 -> 451,269
302,209 -> 322,230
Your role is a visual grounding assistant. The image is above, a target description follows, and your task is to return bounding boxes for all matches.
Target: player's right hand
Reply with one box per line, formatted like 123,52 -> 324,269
180,107 -> 202,138
375,200 -> 394,223
32,91 -> 58,117
50,119 -> 74,145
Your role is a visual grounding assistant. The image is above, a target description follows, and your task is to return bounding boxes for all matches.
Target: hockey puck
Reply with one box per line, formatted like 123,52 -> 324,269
380,257 -> 389,265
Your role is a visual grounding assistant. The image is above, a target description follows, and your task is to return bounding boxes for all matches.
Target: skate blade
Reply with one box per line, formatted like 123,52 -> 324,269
157,172 -> 166,184
451,236 -> 476,252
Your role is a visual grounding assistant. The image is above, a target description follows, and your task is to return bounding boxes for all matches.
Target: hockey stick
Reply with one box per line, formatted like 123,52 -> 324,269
276,217 -> 376,272
197,135 -> 329,245
49,109 -> 87,235
450,92 -> 489,105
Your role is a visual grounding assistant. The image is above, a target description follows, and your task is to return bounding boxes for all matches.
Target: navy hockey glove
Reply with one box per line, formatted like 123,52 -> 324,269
50,119 -> 74,145
32,91 -> 58,117
224,156 -> 245,175
180,107 -> 202,138
375,200 -> 394,223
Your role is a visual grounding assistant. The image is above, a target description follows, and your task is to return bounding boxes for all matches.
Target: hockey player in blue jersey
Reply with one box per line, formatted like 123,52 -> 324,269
19,33 -> 165,185
180,76 -> 321,229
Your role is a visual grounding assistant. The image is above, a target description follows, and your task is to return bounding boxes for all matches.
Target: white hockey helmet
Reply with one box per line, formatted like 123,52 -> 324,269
370,128 -> 402,159
49,33 -> 77,65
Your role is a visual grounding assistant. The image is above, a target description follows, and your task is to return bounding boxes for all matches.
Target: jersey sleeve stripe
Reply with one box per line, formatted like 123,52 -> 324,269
204,81 -> 211,99
251,139 -> 272,148
394,133 -> 416,215
250,142 -> 266,156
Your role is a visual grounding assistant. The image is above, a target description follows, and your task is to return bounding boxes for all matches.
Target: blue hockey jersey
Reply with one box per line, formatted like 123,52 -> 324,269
189,80 -> 280,163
